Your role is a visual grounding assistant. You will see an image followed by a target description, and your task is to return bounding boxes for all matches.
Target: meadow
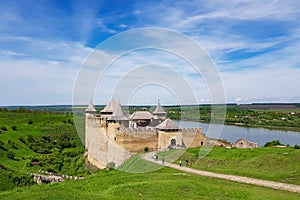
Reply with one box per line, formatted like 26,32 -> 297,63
0,109 -> 300,199
1,161 -> 300,200
0,109 -> 88,191
159,146 -> 300,185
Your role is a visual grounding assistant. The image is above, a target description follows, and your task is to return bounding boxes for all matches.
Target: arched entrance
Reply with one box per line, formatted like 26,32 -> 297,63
171,138 -> 176,147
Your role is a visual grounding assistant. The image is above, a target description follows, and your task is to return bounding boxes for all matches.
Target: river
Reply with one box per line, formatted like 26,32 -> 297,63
174,120 -> 300,147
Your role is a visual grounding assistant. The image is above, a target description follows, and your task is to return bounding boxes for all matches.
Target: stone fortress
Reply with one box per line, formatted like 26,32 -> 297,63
85,99 -> 206,169
85,99 -> 258,169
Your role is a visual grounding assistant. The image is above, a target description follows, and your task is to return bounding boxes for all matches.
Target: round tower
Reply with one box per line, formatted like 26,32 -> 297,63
85,100 -> 97,149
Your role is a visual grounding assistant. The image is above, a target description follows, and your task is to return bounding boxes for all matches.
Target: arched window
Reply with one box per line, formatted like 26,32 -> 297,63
171,139 -> 176,146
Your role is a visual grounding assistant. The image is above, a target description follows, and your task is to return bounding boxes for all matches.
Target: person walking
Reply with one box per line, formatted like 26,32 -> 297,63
179,160 -> 182,167
185,160 -> 189,166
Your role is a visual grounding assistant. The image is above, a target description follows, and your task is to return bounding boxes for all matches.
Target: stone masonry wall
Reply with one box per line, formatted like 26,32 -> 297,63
86,115 -> 206,169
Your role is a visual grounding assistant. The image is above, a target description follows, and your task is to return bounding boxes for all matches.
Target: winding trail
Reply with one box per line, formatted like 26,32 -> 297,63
142,152 -> 300,193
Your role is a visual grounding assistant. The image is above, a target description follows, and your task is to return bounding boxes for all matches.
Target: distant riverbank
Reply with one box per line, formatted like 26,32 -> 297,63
174,120 -> 300,147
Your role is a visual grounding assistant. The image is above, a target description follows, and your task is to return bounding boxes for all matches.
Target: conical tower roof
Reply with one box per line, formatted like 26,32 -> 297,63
156,118 -> 179,130
108,102 -> 128,121
101,98 -> 118,113
153,100 -> 166,114
85,100 -> 97,113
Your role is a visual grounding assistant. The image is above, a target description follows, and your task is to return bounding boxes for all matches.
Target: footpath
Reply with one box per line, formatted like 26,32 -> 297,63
142,152 -> 300,193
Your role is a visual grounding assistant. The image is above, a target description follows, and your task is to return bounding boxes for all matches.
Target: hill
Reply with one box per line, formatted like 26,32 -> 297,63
1,161 -> 300,200
0,110 -> 300,199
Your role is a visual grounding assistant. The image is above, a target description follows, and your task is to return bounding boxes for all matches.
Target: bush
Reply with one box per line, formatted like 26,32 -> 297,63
68,119 -> 73,124
264,140 -> 284,147
106,162 -> 115,172
27,135 -> 35,143
144,146 -> 149,152
18,136 -> 26,144
294,144 -> 300,149
8,140 -> 18,149
10,173 -> 35,187
7,151 -> 15,159
1,126 -> 8,131
11,125 -> 17,131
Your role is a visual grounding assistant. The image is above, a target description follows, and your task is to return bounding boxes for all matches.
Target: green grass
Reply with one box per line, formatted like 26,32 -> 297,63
1,165 -> 300,200
168,146 -> 300,185
1,110 -> 300,199
118,154 -> 163,173
0,111 -> 87,191
0,112 -> 81,171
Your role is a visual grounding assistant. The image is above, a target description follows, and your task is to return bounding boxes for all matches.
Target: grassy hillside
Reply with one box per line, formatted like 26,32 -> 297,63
1,162 -> 300,200
159,146 -> 300,185
1,110 -> 300,199
0,110 -> 88,191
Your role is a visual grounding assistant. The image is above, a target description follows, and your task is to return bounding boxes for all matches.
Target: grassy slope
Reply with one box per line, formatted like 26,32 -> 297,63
1,111 -> 300,199
1,161 -> 300,200
0,112 -> 78,171
161,147 -> 300,185
0,111 -> 85,191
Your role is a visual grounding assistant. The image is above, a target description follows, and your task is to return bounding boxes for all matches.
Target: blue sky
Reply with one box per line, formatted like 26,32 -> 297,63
1,0 -> 300,105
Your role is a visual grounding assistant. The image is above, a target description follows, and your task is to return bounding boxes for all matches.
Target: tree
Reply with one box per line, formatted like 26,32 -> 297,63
264,140 -> 284,147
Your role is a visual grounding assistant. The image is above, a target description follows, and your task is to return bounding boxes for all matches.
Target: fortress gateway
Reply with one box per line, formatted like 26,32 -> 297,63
85,99 -> 206,169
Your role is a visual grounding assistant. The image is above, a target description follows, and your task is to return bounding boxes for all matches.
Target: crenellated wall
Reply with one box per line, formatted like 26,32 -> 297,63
85,114 -> 206,169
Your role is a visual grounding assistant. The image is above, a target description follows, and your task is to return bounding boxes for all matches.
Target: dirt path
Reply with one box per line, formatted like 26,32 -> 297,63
142,152 -> 300,193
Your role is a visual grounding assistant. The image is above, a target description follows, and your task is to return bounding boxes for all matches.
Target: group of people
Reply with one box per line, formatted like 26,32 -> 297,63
153,154 -> 165,165
154,154 -> 191,167
179,159 -> 191,167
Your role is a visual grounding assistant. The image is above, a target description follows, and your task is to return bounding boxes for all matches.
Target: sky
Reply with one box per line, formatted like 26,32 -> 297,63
1,0 -> 300,105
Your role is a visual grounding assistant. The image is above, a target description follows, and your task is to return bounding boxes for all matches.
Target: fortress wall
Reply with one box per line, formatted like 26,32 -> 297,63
157,130 -> 182,150
86,115 -> 206,169
114,131 -> 158,152
107,140 -> 134,167
86,116 -> 108,169
205,138 -> 232,147
181,128 -> 206,148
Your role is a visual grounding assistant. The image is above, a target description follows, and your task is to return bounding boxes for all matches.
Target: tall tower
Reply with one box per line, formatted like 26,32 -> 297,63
152,100 -> 167,119
85,100 -> 97,149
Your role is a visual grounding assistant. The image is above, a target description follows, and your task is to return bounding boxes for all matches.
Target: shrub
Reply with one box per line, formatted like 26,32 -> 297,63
7,151 -> 15,159
1,126 -> 8,131
106,162 -> 115,172
27,135 -> 35,143
18,136 -> 26,144
8,140 -> 18,149
68,118 -> 74,124
10,173 -> 35,187
264,140 -> 284,147
294,144 -> 300,149
11,125 -> 17,131
144,146 -> 149,152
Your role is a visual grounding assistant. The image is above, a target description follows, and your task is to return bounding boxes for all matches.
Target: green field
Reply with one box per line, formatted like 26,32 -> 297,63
1,161 -> 300,200
1,110 -> 300,199
0,110 -> 88,192
159,146 -> 300,185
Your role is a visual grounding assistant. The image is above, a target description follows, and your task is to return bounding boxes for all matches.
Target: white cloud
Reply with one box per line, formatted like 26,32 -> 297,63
0,37 -> 93,105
